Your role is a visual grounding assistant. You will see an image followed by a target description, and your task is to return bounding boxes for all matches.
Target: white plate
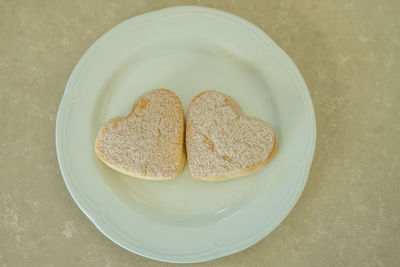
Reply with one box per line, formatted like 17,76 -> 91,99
56,6 -> 316,263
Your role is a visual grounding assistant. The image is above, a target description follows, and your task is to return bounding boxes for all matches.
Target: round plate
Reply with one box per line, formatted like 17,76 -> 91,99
56,6 -> 316,263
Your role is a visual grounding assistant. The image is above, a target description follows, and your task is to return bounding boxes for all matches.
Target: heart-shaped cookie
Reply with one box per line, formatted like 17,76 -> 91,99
95,89 -> 185,180
186,90 -> 276,181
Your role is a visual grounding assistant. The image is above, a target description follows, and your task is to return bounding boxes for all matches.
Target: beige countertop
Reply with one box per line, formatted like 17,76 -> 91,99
1,0 -> 399,266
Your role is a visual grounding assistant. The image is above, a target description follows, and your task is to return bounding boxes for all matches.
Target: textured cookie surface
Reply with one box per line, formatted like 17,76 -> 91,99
186,90 -> 276,181
95,89 -> 185,180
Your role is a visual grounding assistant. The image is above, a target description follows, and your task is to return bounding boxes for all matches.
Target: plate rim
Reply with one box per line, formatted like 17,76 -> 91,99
56,5 -> 316,263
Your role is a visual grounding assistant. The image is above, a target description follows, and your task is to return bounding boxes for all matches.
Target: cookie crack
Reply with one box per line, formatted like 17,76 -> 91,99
156,117 -> 162,138
201,134 -> 215,152
201,134 -> 232,162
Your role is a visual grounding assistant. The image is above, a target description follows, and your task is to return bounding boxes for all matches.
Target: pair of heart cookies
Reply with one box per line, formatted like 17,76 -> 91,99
95,89 -> 276,181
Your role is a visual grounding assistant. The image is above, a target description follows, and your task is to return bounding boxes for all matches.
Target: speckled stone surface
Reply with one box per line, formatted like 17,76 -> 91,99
1,0 -> 399,266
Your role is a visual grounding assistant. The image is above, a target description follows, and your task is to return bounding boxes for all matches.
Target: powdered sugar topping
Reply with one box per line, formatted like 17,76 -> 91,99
187,90 -> 275,177
95,89 -> 184,178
